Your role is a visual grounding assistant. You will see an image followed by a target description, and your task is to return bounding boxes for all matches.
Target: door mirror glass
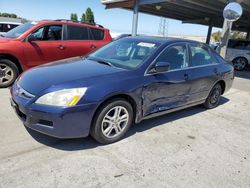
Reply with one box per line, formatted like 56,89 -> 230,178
27,34 -> 36,42
223,2 -> 243,21
154,61 -> 170,73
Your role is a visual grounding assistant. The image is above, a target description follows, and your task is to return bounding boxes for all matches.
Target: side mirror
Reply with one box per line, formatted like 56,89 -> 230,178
27,34 -> 36,42
154,61 -> 170,73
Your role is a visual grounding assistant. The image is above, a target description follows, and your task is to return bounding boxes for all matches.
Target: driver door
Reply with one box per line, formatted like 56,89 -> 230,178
22,24 -> 66,68
142,43 -> 191,117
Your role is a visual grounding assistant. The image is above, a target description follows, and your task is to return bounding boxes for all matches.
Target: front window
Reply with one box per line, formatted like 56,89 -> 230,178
88,39 -> 159,70
4,22 -> 35,38
155,43 -> 188,70
31,25 -> 62,41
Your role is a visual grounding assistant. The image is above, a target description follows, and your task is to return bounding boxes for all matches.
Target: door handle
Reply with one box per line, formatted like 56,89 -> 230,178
57,45 -> 65,50
90,44 -> 97,49
184,73 -> 189,80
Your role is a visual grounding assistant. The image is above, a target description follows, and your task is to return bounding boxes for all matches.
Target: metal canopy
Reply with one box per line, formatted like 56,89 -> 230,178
103,0 -> 250,32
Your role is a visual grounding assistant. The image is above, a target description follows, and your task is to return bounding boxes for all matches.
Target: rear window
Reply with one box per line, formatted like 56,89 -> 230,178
89,28 -> 104,40
66,25 -> 89,40
0,24 -> 19,32
228,40 -> 250,50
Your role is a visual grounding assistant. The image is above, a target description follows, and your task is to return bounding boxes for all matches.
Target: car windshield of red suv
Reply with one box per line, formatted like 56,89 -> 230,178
3,22 -> 36,38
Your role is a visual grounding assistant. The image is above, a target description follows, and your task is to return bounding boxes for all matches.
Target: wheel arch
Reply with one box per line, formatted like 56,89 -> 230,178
91,93 -> 138,127
216,80 -> 226,95
0,53 -> 23,74
232,56 -> 248,64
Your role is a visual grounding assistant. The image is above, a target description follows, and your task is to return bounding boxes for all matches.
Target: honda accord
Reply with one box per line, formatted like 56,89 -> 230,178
10,37 -> 234,144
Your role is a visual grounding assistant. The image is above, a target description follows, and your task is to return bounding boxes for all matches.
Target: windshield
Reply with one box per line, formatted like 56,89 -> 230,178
88,39 -> 159,70
4,22 -> 35,38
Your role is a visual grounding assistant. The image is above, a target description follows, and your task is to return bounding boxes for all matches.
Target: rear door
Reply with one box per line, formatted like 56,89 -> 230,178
63,24 -> 100,58
22,24 -> 66,67
186,43 -> 221,103
142,43 -> 191,116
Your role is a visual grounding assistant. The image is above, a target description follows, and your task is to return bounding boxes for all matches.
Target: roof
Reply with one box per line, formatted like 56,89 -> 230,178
38,20 -> 106,30
102,0 -> 250,32
123,35 -> 200,44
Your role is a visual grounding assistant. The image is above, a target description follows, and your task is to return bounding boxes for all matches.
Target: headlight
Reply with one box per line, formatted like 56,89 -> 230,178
35,88 -> 87,107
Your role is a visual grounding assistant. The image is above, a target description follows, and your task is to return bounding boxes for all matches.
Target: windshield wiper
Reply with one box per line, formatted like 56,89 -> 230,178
88,57 -> 113,67
0,34 -> 5,37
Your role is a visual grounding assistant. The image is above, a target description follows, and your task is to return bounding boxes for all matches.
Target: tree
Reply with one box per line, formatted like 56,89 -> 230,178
70,13 -> 78,22
0,13 -> 17,18
212,31 -> 222,42
81,13 -> 85,23
85,8 -> 95,25
231,31 -> 246,40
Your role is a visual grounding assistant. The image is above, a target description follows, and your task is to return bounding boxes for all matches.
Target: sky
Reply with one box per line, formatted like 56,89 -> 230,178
0,0 -> 220,36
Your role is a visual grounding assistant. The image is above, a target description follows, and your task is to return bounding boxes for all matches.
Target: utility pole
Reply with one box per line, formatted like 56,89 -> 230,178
158,18 -> 168,37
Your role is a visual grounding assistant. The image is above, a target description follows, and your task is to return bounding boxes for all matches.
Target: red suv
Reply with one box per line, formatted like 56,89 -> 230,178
0,20 -> 112,88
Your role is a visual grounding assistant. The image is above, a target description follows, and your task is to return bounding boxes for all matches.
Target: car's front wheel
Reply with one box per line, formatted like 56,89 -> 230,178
91,99 -> 134,144
0,59 -> 19,88
204,83 -> 222,109
233,57 -> 248,71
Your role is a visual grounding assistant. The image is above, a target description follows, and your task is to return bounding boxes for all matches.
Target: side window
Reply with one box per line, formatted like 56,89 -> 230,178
2,24 -> 11,32
155,44 -> 188,70
0,24 -> 3,32
31,25 -> 62,41
228,40 -> 246,50
45,25 -> 62,40
32,27 -> 45,40
66,25 -> 89,40
190,43 -> 218,67
8,24 -> 18,30
89,28 -> 104,40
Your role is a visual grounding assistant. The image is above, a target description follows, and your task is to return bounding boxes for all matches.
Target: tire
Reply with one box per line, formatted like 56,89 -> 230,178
0,59 -> 19,88
203,83 -> 222,109
90,98 -> 134,144
233,57 -> 248,71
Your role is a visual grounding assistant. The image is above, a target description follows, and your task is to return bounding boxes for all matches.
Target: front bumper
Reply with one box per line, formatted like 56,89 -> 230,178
10,89 -> 98,139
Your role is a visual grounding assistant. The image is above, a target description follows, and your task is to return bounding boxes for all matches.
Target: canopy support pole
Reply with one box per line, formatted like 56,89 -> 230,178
132,0 -> 139,36
206,21 -> 213,44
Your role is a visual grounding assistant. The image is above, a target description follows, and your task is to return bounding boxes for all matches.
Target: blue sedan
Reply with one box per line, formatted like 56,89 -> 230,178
10,37 -> 234,144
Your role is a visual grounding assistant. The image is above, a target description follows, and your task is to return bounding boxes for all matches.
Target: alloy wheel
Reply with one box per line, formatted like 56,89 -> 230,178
0,63 -> 14,86
210,87 -> 221,105
101,106 -> 129,139
234,58 -> 247,71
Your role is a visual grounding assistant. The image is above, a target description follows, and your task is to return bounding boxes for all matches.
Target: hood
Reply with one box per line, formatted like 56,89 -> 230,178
18,57 -> 126,95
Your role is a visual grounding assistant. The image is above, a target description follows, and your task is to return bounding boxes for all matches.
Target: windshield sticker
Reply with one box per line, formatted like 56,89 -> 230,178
138,42 -> 155,48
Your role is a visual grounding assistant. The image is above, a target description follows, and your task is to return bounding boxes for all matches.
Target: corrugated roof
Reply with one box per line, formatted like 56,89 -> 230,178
103,0 -> 250,32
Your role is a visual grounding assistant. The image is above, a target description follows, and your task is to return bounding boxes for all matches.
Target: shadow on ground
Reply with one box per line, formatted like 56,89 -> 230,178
235,67 -> 250,79
27,96 -> 229,151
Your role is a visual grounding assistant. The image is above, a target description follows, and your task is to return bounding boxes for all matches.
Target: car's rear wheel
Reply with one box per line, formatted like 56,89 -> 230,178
91,99 -> 133,144
233,57 -> 248,71
204,83 -> 222,109
0,59 -> 19,88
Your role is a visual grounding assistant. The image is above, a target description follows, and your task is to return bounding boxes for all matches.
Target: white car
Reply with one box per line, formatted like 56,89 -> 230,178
0,21 -> 22,35
226,39 -> 250,71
